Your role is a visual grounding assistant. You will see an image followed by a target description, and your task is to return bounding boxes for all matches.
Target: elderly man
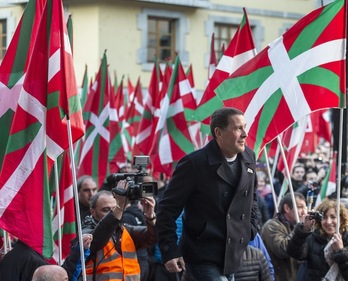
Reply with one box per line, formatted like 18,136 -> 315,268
31,265 -> 68,281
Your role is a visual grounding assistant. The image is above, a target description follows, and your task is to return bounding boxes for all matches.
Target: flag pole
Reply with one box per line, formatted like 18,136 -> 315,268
263,149 -> 279,213
337,0 -> 348,233
66,117 -> 87,281
336,109 -> 343,233
277,135 -> 300,223
53,161 -> 63,265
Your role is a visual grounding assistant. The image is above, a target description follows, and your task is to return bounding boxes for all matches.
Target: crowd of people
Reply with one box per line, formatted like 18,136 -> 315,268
0,107 -> 348,281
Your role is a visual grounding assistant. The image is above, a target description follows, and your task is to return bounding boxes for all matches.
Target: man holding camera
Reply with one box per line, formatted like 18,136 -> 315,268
261,192 -> 308,281
156,107 -> 260,281
80,180 -> 157,280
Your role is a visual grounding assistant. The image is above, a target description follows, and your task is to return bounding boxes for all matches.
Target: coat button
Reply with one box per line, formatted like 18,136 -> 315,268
224,192 -> 228,197
244,190 -> 248,196
227,238 -> 231,244
227,214 -> 231,220
240,238 -> 244,243
241,214 -> 245,220
163,245 -> 170,251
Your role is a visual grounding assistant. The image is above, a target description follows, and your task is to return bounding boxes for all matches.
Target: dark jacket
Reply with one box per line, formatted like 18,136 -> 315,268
82,211 -> 157,262
156,139 -> 260,274
234,245 -> 273,281
287,224 -> 348,281
0,240 -> 79,281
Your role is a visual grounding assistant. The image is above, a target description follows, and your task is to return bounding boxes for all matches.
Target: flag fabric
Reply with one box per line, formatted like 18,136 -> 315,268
126,77 -> 144,158
277,116 -> 308,173
150,56 -> 195,176
135,57 -> 163,155
0,0 -> 83,258
50,151 -> 76,263
109,76 -> 128,172
77,52 -> 111,188
195,7 -> 257,133
315,151 -> 337,207
67,15 -> 73,54
216,0 -> 346,157
208,33 -> 217,80
300,109 -> 332,156
0,0 -> 46,170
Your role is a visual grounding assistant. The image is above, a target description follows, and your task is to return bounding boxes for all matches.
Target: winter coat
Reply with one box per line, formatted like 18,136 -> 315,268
234,245 -> 273,281
261,214 -> 300,281
156,139 -> 260,274
287,224 -> 348,281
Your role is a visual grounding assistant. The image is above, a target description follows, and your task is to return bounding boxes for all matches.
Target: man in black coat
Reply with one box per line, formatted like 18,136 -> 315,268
156,107 -> 260,281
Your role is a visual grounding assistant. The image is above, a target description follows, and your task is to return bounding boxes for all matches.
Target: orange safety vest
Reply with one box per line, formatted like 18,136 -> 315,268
85,227 -> 141,281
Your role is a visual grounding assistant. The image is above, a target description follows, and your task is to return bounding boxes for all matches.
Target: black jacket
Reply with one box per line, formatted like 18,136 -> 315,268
234,245 -> 273,281
287,224 -> 348,281
156,139 -> 260,274
0,240 -> 79,281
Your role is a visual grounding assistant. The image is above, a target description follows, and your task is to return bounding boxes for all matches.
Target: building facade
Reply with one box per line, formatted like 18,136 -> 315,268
0,0 -> 331,93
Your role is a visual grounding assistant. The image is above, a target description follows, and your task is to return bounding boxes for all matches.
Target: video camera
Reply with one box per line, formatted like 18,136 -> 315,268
107,156 -> 158,201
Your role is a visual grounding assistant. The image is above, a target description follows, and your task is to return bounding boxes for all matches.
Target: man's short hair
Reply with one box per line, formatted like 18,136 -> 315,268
279,192 -> 305,213
90,190 -> 113,209
77,175 -> 95,192
210,107 -> 244,139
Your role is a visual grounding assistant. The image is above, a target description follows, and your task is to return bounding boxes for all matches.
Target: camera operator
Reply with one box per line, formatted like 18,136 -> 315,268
287,199 -> 348,281
80,180 -> 157,281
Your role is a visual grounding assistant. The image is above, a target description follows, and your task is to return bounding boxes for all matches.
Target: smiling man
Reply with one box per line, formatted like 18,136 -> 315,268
156,107 -> 260,281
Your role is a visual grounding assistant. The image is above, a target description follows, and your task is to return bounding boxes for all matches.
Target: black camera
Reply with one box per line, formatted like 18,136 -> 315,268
107,156 -> 158,201
308,211 -> 323,222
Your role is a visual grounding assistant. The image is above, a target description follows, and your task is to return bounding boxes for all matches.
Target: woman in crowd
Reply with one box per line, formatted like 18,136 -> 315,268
287,199 -> 348,280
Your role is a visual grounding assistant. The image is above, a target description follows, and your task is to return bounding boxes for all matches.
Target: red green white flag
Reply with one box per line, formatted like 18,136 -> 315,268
216,0 -> 346,157
0,0 -> 84,258
150,57 -> 195,176
50,151 -> 76,263
315,151 -> 337,207
195,8 -> 256,133
135,57 -> 163,155
0,0 -> 46,170
78,52 -> 111,187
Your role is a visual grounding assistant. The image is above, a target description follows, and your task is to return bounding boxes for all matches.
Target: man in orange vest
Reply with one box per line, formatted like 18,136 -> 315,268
81,180 -> 157,281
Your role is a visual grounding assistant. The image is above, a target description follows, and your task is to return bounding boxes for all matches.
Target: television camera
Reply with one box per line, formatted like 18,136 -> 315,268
106,156 -> 158,200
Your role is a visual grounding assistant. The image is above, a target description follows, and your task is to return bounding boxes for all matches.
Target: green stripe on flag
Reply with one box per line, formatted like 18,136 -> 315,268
254,89 -> 282,154
167,118 -> 195,153
6,122 -> 41,153
298,67 -> 342,97
43,150 -> 54,258
8,0 -> 36,88
288,0 -> 344,59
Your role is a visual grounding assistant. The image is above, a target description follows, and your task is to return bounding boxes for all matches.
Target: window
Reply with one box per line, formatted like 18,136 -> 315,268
137,9 -> 189,71
147,17 -> 176,63
214,23 -> 237,60
0,19 -> 6,60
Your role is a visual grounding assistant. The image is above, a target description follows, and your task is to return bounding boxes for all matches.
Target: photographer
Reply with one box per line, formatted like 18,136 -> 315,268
80,180 -> 157,281
287,199 -> 348,281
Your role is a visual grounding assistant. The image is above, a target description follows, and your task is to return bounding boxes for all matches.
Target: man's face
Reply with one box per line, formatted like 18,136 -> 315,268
78,178 -> 97,207
215,114 -> 247,158
285,197 -> 307,224
90,195 -> 117,222
292,166 -> 305,181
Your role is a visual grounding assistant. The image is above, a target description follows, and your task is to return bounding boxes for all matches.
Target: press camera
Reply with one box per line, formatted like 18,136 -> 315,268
107,156 -> 158,200
308,211 -> 323,222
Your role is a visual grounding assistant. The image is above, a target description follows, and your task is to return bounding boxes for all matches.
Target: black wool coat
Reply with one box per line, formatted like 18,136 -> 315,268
156,139 -> 260,274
